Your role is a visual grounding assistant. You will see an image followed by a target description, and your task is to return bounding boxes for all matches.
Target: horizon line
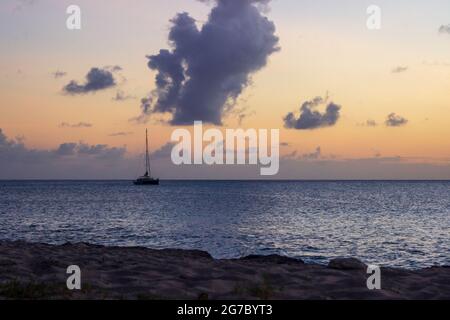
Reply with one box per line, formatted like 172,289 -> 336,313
2,179 -> 450,182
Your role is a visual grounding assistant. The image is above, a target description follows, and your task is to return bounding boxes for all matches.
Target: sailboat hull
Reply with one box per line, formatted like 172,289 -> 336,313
133,178 -> 160,185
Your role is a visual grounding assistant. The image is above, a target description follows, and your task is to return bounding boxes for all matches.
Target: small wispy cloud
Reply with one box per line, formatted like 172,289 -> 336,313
422,60 -> 450,67
438,24 -> 450,34
109,132 -> 133,137
59,122 -> 92,128
282,146 -> 325,161
52,70 -> 67,79
13,0 -> 36,12
112,91 -> 135,102
301,147 -> 322,160
391,66 -> 408,74
104,65 -> 122,72
385,113 -> 408,127
365,119 -> 378,127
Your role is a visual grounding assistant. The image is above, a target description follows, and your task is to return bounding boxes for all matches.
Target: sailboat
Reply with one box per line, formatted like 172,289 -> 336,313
133,129 -> 159,185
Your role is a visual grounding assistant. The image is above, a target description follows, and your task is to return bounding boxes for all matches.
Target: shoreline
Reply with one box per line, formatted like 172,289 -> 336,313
0,241 -> 449,300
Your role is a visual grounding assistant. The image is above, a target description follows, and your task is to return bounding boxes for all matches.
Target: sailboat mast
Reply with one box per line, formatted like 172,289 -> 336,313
145,129 -> 150,176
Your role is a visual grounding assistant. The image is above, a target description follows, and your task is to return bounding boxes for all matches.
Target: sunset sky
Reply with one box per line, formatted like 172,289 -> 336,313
1,0 -> 450,179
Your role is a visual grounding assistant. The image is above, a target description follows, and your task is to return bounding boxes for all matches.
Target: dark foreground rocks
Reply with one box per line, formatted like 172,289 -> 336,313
0,241 -> 449,300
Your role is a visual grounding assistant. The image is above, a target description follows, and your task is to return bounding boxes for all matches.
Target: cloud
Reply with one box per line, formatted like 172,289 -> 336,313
63,67 -> 117,95
283,150 -> 298,159
52,70 -> 67,79
0,129 -> 49,163
76,143 -> 126,159
0,128 -> 129,179
277,156 -> 450,180
16,0 -> 36,5
104,65 -> 122,72
385,113 -> 408,127
239,110 -> 256,124
283,96 -> 341,130
109,132 -> 133,137
13,0 -> 36,12
138,0 -> 279,125
301,147 -> 322,160
112,90 -> 135,102
130,96 -> 153,123
0,129 -> 125,159
282,146 -> 323,161
391,66 -> 408,73
3,128 -> 450,180
151,142 -> 176,159
365,119 -> 377,127
59,122 -> 92,128
423,60 -> 450,67
439,24 -> 450,34
54,143 -> 77,156
140,96 -> 153,114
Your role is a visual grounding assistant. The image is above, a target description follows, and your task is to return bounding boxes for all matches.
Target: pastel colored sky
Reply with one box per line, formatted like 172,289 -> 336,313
1,0 -> 450,179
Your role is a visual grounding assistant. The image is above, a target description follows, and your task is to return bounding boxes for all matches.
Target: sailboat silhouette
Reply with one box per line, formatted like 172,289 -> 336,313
133,129 -> 159,185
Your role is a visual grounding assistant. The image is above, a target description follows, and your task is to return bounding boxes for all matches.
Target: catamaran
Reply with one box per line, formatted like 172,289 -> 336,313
133,129 -> 159,185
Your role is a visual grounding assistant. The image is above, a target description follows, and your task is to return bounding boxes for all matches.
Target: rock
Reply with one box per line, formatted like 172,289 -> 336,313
328,258 -> 367,270
30,259 -> 58,275
240,254 -> 304,265
160,248 -> 213,259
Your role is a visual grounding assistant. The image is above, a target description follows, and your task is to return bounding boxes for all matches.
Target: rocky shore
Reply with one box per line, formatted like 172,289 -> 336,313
0,241 -> 448,300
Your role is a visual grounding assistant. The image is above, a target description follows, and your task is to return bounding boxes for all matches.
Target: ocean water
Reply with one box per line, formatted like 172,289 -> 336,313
0,180 -> 449,269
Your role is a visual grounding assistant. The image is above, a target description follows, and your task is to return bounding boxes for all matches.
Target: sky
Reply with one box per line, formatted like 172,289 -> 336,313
1,0 -> 450,179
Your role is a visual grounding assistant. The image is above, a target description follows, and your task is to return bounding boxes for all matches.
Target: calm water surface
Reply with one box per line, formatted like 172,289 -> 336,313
0,180 -> 449,268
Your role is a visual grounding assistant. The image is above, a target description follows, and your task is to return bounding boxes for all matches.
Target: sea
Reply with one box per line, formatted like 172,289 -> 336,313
0,180 -> 449,269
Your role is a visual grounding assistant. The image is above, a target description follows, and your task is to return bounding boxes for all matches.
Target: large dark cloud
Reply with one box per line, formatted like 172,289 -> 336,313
385,113 -> 408,127
63,67 -> 117,95
139,0 -> 279,125
283,96 -> 341,130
